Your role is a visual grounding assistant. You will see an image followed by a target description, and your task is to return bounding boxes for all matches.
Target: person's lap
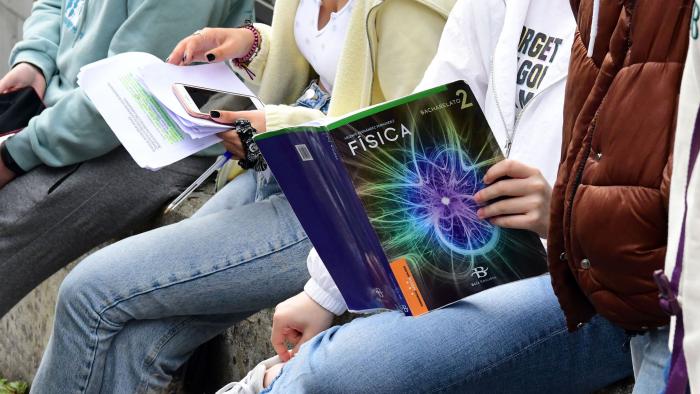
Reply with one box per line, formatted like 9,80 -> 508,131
0,147 -> 211,317
32,171 -> 312,393
266,275 -> 633,394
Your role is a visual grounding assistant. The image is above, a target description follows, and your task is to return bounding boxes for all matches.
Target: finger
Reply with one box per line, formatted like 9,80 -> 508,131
217,130 -> 240,142
204,39 -> 241,63
270,327 -> 292,362
474,178 -> 535,203
222,142 -> 245,159
166,37 -> 191,65
488,212 -> 538,231
224,139 -> 245,153
0,86 -> 18,95
0,77 -> 16,94
181,38 -> 208,65
477,195 -> 540,220
210,110 -> 257,125
217,131 -> 244,156
483,160 -> 539,184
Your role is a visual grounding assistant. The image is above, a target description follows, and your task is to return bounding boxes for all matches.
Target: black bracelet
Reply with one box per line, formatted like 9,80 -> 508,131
0,141 -> 26,176
233,119 -> 267,172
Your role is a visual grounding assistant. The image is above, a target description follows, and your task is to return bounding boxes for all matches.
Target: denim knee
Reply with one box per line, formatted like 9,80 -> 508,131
56,256 -> 113,323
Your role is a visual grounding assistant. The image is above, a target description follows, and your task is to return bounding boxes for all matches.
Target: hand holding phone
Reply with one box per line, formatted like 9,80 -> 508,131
173,83 -> 263,119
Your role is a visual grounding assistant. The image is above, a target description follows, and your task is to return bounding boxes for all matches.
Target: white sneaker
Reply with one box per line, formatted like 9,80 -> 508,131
216,356 -> 283,394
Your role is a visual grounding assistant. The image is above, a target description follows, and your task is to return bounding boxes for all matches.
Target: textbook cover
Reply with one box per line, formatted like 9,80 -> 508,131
254,81 -> 547,316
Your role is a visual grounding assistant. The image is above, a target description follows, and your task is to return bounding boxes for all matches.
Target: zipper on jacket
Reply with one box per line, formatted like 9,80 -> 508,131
489,58 -> 513,155
364,3 -> 383,101
489,58 -> 567,157
565,112 -> 599,262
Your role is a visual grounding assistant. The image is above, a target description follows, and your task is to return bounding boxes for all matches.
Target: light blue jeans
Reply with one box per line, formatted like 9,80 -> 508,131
31,171 -> 312,393
265,275 -> 634,394
630,326 -> 671,394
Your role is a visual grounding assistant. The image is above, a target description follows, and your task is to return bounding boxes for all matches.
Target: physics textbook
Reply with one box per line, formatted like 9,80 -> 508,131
255,81 -> 548,316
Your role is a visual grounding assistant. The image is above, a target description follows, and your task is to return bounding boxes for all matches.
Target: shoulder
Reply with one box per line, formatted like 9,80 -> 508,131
450,0 -> 506,23
376,0 -> 454,20
380,0 -> 506,30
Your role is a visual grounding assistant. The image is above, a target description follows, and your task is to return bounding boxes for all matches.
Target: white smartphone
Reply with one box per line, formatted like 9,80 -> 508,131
172,83 -> 263,119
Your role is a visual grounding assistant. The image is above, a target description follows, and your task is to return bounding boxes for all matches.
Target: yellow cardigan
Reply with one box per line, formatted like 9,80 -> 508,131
217,0 -> 454,185
238,0 -> 456,131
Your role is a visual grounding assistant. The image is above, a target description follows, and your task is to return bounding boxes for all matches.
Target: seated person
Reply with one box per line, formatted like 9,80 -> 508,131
547,1 -> 691,393
215,0 -> 637,392
0,0 -> 254,318
32,0 -> 455,392
651,2 -> 699,392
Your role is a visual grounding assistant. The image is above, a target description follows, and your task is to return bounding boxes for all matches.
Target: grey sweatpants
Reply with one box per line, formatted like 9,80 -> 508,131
0,147 -> 211,317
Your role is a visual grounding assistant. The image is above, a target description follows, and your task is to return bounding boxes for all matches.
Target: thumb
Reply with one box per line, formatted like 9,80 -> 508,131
0,77 -> 15,94
271,324 -> 294,362
210,110 -> 256,125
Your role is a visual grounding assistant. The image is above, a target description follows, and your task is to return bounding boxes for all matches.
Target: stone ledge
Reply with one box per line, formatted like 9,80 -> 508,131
0,181 -> 227,389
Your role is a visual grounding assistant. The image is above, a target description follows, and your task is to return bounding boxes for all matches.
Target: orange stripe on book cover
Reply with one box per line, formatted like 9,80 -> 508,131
389,258 -> 429,316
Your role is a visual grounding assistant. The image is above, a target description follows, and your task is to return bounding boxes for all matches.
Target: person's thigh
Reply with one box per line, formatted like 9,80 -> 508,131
61,192 -> 310,322
192,170 -> 257,218
32,191 -> 311,393
0,147 -> 211,317
267,275 -> 633,394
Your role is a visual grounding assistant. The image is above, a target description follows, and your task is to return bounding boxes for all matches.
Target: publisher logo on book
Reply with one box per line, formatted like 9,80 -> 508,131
470,266 -> 496,286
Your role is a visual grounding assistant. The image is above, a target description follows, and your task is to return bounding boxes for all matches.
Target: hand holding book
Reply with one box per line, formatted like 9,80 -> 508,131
474,159 -> 551,238
255,81 -> 549,317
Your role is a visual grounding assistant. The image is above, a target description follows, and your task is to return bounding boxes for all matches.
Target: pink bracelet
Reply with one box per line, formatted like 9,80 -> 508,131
233,23 -> 261,79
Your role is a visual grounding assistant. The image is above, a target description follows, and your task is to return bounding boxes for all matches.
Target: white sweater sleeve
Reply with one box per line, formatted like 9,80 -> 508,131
303,248 -> 348,315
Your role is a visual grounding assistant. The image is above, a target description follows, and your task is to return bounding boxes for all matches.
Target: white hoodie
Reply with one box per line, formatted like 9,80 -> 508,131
305,0 -> 576,315
665,15 -> 700,391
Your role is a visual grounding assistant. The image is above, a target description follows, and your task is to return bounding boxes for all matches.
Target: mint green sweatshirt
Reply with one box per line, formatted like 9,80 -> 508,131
6,0 -> 253,171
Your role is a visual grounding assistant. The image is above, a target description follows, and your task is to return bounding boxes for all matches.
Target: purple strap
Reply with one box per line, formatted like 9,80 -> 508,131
655,105 -> 700,394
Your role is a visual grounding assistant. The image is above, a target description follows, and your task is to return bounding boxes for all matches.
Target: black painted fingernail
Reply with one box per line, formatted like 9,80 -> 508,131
206,53 -> 216,62
182,54 -> 187,62
210,111 -> 221,118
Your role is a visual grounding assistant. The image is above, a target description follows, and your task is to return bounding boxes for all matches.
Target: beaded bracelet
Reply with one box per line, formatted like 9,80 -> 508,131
233,21 -> 261,80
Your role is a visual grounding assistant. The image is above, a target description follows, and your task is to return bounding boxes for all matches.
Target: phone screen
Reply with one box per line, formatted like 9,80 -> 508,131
184,85 -> 257,113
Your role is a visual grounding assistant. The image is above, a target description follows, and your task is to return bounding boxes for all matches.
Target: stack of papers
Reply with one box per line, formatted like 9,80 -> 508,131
77,52 -> 259,169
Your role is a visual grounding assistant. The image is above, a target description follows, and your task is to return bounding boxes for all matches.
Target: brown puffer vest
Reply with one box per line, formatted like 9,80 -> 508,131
548,0 -> 691,331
